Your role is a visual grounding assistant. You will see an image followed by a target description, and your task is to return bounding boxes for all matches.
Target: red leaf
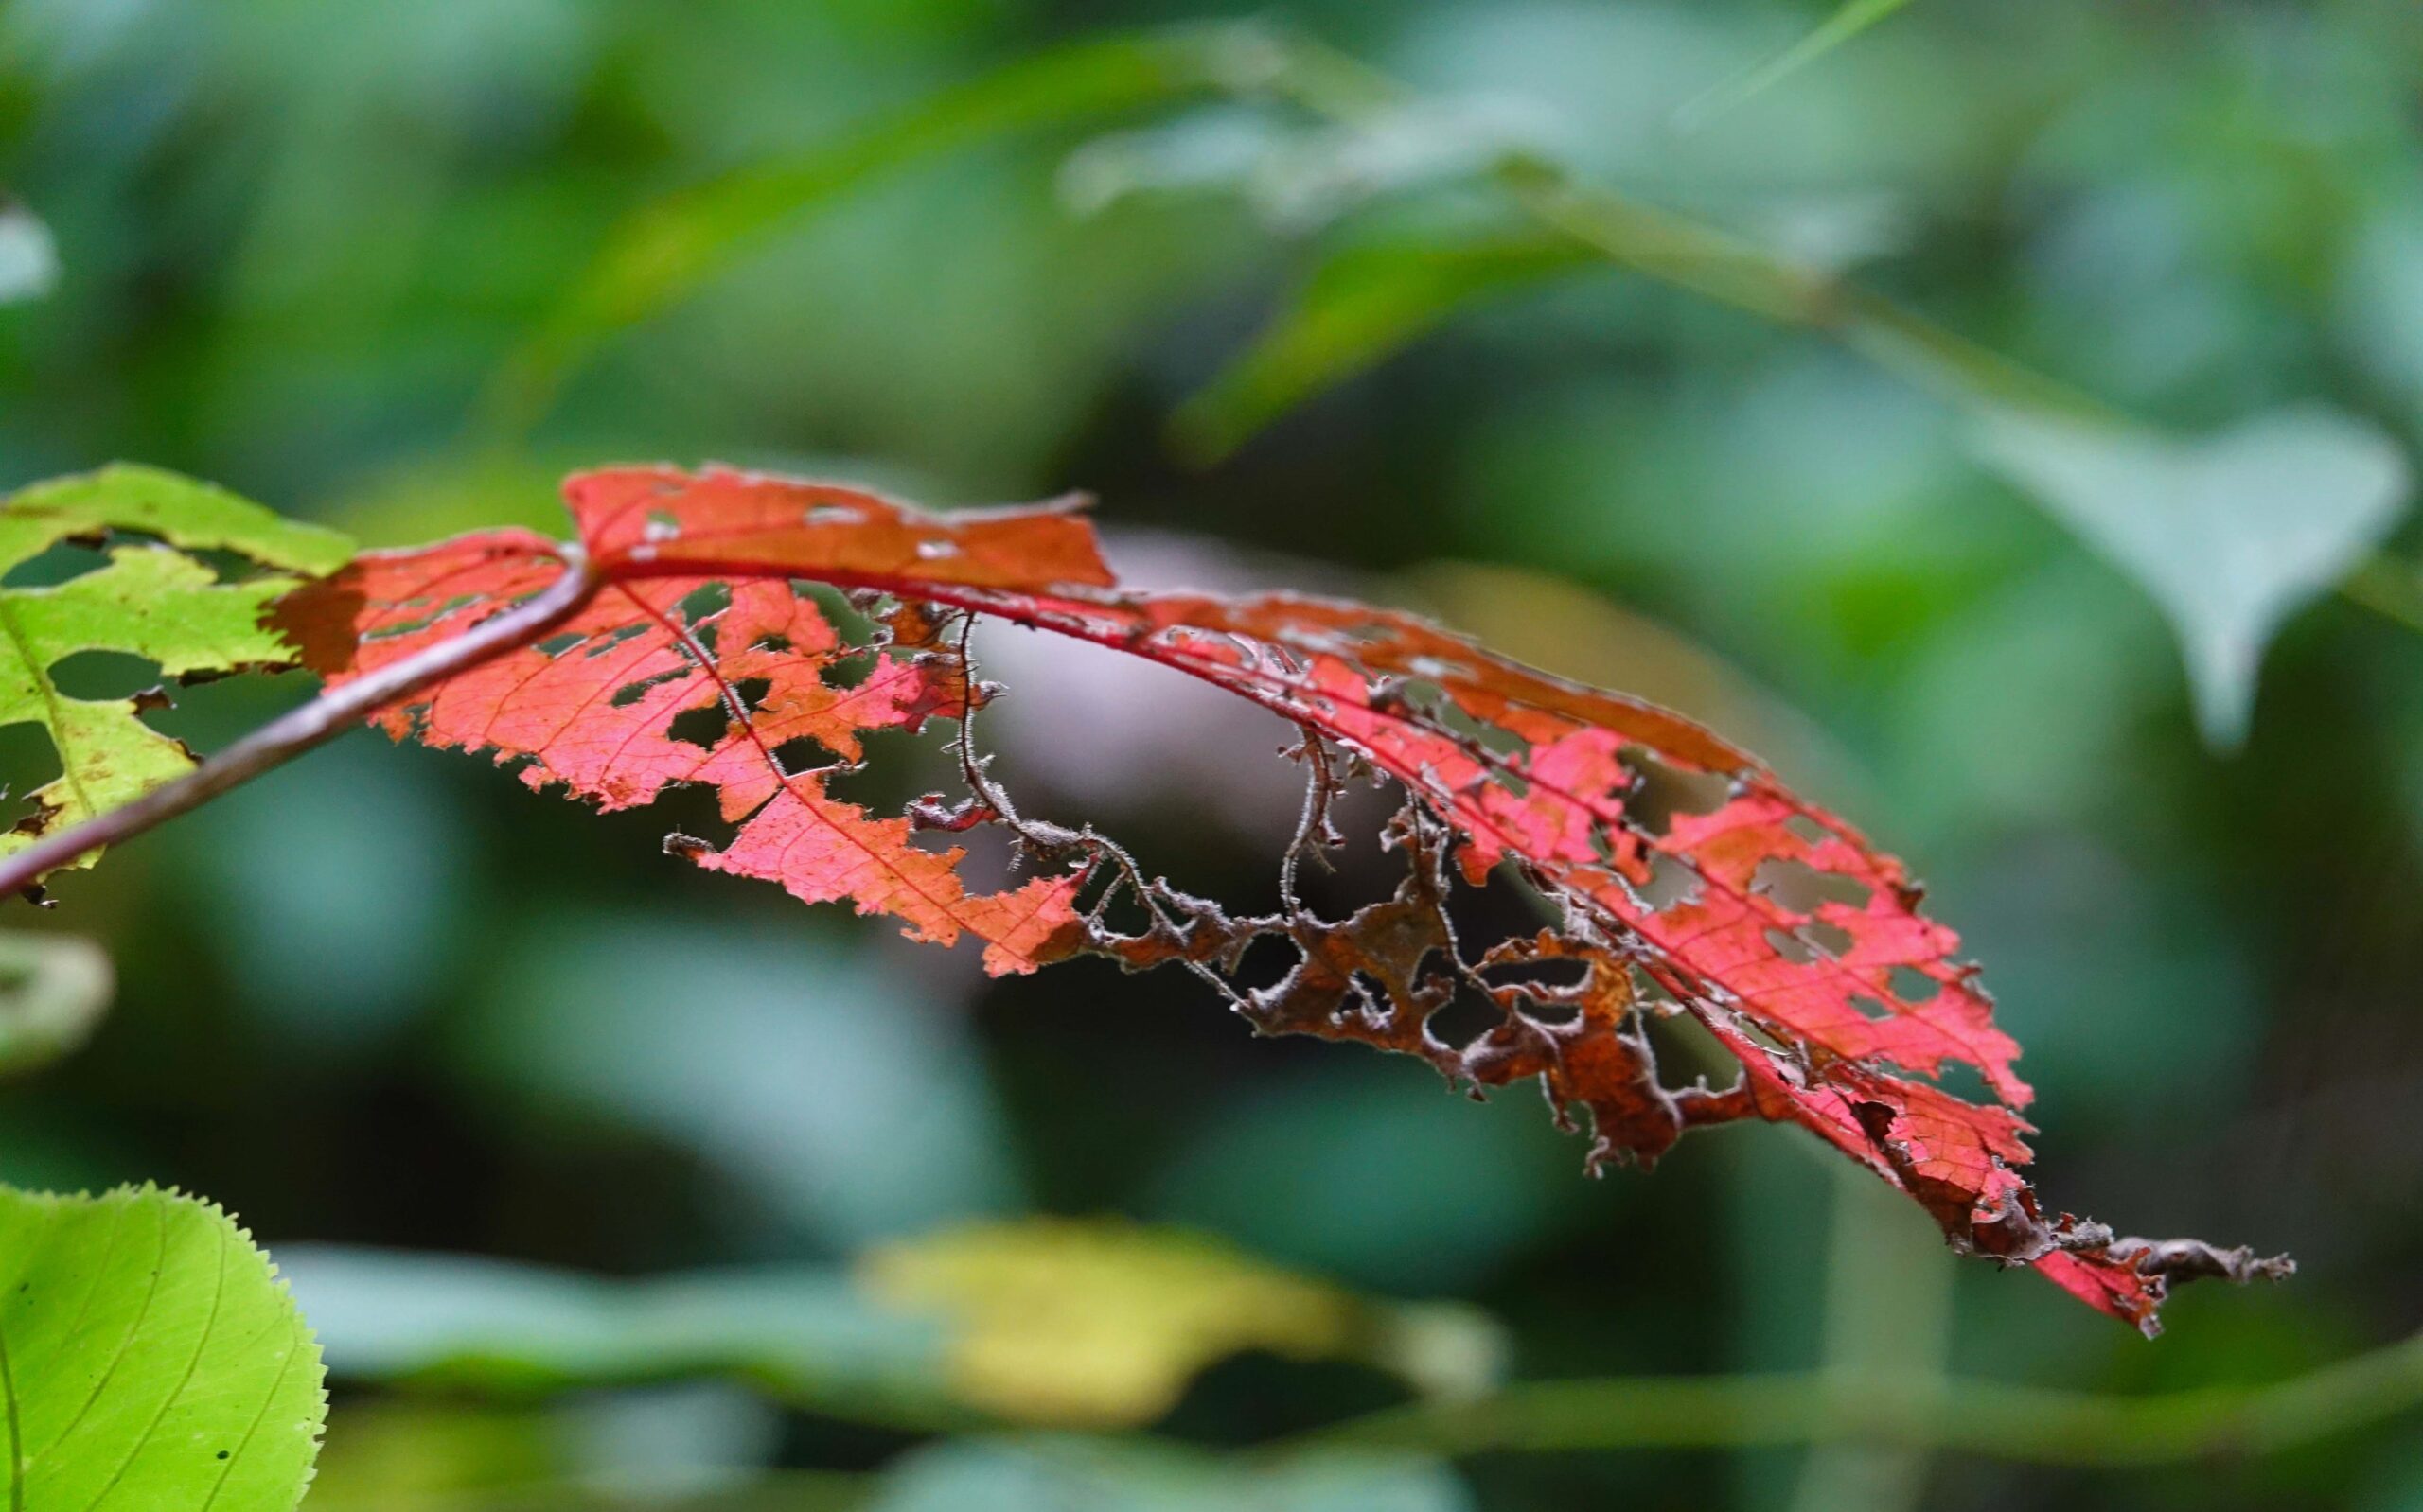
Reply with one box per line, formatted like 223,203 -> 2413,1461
280,466 -> 2288,1330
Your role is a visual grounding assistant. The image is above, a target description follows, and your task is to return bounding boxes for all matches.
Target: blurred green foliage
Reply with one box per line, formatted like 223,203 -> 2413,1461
3,0 -> 2423,1508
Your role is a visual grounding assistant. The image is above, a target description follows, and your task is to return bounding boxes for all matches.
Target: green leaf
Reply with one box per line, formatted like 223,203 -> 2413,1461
1175,230 -> 1597,459
862,1220 -> 1502,1427
275,1246 -> 958,1432
0,465 -> 354,873
0,1183 -> 327,1510
1971,408 -> 2412,747
281,1220 -> 1501,1432
486,30 -> 1233,436
0,933 -> 111,1076
863,1437 -> 1474,1512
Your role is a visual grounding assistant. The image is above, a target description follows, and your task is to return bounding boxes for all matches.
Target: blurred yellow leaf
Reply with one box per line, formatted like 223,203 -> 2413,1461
860,1219 -> 1491,1428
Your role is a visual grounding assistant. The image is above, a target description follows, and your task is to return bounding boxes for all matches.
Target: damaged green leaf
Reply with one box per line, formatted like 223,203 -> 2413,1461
0,465 -> 354,878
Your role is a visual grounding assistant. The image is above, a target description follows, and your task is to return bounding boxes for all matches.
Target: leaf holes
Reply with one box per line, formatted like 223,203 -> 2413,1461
1628,963 -> 1680,1012
582,623 -> 652,659
1227,932 -> 1301,994
0,720 -> 62,796
608,668 -> 689,708
664,701 -> 731,749
805,504 -> 864,525
1348,970 -> 1392,1017
47,651 -> 164,702
1617,749 -> 1729,835
1784,814 -> 1831,843
1424,986 -> 1502,1050
767,735 -> 836,777
672,583 -> 732,628
1763,928 -> 1818,965
1848,993 -> 1895,1022
915,538 -> 961,560
1632,851 -> 1702,912
822,651 -> 878,692
1,542 -> 110,589
1729,1016 -> 1791,1055
1751,857 -> 1871,914
533,632 -> 586,657
1887,965 -> 1940,1003
1756,919 -> 1852,969
1478,956 -> 1590,992
643,509 -> 681,541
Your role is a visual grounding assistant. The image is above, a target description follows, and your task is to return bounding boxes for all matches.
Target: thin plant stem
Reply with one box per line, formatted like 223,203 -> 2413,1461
1292,1328 -> 2423,1467
1784,1163 -> 1954,1512
1243,26 -> 2421,641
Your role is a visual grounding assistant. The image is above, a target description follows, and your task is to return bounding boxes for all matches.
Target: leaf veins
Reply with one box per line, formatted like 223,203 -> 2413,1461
275,465 -> 2290,1334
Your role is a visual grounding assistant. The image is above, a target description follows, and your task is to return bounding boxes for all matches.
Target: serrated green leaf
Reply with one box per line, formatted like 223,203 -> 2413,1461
0,1184 -> 327,1511
0,465 -> 354,873
0,933 -> 111,1076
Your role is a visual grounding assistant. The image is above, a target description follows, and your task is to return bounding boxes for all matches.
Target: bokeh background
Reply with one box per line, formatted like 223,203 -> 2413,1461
3,0 -> 2421,1507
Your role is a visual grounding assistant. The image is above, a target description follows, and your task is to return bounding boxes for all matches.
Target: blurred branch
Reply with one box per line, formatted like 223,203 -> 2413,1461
1233,25 -> 2423,651
1675,0 -> 1929,129
1234,24 -> 2104,420
1300,1328 -> 2423,1466
1783,1165 -> 1952,1512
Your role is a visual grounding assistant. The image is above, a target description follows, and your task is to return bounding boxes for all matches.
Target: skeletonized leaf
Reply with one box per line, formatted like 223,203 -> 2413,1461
280,465 -> 2290,1332
1972,408 -> 2411,747
0,1184 -> 327,1510
0,465 -> 354,874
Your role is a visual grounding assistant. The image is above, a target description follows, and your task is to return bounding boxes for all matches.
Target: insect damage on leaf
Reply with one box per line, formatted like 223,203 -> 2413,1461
276,465 -> 2290,1334
0,465 -> 355,883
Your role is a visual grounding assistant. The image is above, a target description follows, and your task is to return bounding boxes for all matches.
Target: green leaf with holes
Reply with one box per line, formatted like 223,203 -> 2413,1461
0,1184 -> 327,1511
0,466 -> 354,877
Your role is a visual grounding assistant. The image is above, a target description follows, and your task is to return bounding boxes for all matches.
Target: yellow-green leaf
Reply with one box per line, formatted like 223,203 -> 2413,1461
0,1184 -> 327,1510
860,1219 -> 1502,1428
0,465 -> 353,874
